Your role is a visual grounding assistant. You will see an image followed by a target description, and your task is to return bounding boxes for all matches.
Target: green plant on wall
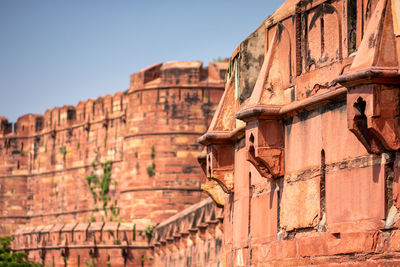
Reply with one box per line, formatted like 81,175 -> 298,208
141,255 -> 153,263
85,160 -> 120,222
103,132 -> 108,149
0,236 -> 42,266
59,146 -> 67,156
143,224 -> 154,238
146,145 -> 156,176
146,164 -> 155,176
59,146 -> 67,164
84,255 -> 95,267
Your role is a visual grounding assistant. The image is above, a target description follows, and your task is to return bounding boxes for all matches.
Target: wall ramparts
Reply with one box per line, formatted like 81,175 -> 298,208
5,0 -> 400,265
152,198 -> 224,267
1,61 -> 227,236
12,222 -> 153,267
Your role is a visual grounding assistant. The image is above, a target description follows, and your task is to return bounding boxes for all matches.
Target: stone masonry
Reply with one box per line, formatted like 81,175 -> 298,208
144,0 -> 400,266
7,0 -> 400,266
2,61 -> 227,266
197,0 -> 400,265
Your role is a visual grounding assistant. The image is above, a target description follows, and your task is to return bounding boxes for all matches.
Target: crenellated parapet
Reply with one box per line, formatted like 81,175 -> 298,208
12,222 -> 153,266
0,60 -> 226,240
11,198 -> 225,266
152,198 -> 224,267
129,61 -> 227,92
0,116 -> 12,136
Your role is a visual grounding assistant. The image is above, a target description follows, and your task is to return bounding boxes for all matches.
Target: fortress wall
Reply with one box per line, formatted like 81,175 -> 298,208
12,222 -> 153,267
152,198 -> 224,267
118,61 -> 226,224
0,175 -> 28,235
197,0 -> 400,265
1,61 -> 227,237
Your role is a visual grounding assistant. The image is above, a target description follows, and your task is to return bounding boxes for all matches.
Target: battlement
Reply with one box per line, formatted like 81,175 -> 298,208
11,198 -> 224,266
12,222 -> 152,250
38,91 -> 127,134
152,198 -> 224,266
129,61 -> 228,91
12,222 -> 153,266
0,116 -> 12,135
0,60 -> 226,241
0,93 -> 126,140
1,61 -> 226,140
4,0 -> 400,265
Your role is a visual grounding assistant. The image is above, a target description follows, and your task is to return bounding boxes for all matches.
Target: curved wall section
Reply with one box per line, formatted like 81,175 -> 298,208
0,61 -> 227,236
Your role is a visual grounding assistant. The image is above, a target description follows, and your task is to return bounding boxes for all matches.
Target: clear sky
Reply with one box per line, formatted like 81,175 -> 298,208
0,0 -> 285,122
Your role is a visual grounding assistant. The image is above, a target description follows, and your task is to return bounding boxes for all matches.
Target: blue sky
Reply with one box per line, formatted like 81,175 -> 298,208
0,0 -> 285,122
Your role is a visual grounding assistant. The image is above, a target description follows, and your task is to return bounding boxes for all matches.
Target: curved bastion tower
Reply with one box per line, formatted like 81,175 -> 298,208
0,61 -> 227,238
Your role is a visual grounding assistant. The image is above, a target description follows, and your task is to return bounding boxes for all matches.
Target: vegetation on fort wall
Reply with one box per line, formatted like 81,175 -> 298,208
143,224 -> 154,238
86,160 -> 120,222
146,145 -> 156,177
146,162 -> 155,176
0,236 -> 42,267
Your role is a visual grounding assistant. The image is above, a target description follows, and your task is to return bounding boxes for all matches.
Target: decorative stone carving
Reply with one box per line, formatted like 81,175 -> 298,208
336,0 -> 400,153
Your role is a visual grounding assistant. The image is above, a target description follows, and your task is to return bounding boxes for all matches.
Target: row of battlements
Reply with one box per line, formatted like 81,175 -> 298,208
12,222 -> 152,251
42,92 -> 126,131
129,61 -> 228,91
0,61 -> 228,138
0,91 -> 127,138
152,198 -> 223,248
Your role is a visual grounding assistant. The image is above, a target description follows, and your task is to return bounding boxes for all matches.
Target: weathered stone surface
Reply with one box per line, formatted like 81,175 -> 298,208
4,0 -> 400,266
2,61 -> 227,266
326,164 -> 386,233
280,177 -> 321,231
152,198 -> 224,267
198,0 -> 400,266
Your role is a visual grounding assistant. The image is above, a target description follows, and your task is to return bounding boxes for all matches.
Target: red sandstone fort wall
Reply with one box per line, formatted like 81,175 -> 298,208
12,222 -> 153,266
6,0 -> 400,266
0,61 -> 227,237
196,0 -> 400,265
152,198 -> 224,267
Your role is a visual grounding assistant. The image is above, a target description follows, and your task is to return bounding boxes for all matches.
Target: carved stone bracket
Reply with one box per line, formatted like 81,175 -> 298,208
206,143 -> 234,194
198,151 -> 227,206
237,105 -> 284,179
199,128 -> 243,195
335,0 -> 400,154
245,119 -> 284,178
337,70 -> 400,154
